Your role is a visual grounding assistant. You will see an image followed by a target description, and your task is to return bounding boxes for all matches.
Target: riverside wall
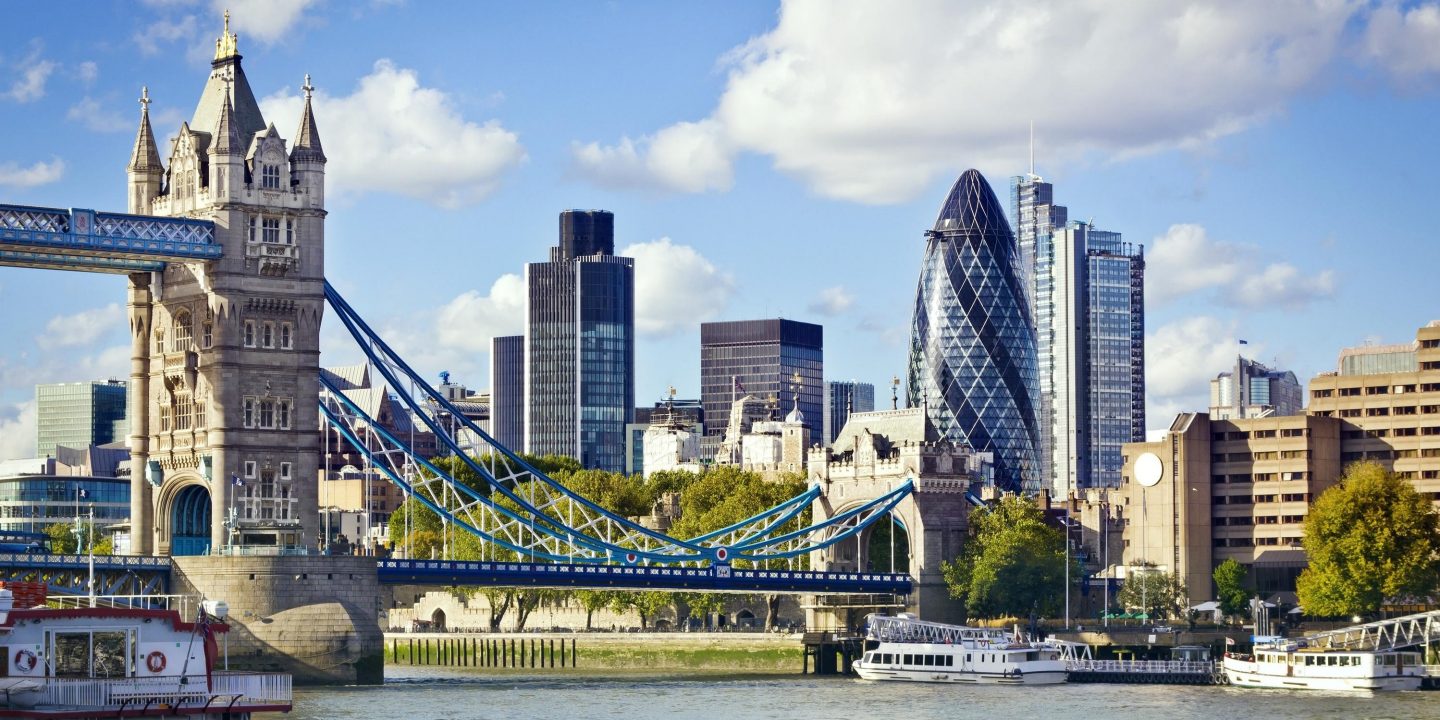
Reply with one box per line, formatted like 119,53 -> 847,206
170,555 -> 385,685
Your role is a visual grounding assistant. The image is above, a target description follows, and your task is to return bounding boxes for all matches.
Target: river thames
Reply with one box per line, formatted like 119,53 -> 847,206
258,667 -> 1440,719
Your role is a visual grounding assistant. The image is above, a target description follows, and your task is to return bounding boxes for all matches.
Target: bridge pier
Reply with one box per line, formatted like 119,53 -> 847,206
170,555 -> 383,685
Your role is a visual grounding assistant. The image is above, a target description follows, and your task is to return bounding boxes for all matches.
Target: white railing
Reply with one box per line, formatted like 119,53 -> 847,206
211,671 -> 293,703
1301,609 -> 1440,652
1067,659 -> 1216,675
22,673 -> 290,710
48,594 -> 199,617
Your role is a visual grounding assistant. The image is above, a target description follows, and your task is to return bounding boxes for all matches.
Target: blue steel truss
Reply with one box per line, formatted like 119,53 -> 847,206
323,281 -> 914,567
0,553 -> 171,597
0,203 -> 220,274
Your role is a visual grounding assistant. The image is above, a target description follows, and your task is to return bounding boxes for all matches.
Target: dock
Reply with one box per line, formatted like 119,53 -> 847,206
1066,658 -> 1223,685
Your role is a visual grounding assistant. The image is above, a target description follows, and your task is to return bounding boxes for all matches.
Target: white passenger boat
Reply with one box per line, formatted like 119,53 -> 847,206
0,589 -> 292,718
854,614 -> 1068,685
1222,642 -> 1423,691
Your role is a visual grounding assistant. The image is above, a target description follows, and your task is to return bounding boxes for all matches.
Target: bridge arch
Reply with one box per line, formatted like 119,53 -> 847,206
159,477 -> 212,556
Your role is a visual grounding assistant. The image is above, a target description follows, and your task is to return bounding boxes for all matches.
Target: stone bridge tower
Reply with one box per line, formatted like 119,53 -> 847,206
806,407 -> 977,628
126,14 -> 325,555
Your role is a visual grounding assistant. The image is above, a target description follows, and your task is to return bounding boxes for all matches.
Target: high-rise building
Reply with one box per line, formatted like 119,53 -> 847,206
823,380 -> 875,445
1210,356 -> 1303,420
35,380 -> 128,458
489,335 -> 524,451
908,169 -> 1040,491
1012,174 -> 1067,487
1043,222 -> 1146,493
699,319 -> 823,458
524,210 -> 635,472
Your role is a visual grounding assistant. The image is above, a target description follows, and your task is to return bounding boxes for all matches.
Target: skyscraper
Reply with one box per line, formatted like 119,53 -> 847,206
489,335 -> 524,450
907,169 -> 1040,491
823,380 -> 875,446
1045,222 -> 1146,493
35,380 -> 128,458
524,210 -> 635,472
1012,174 -> 1068,482
1210,356 -> 1303,420
699,319 -> 823,458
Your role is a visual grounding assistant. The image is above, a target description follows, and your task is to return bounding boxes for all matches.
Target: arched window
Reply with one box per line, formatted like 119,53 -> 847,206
172,311 -> 192,352
201,320 -> 213,349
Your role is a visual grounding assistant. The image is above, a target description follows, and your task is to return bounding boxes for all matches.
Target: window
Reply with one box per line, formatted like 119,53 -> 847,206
243,320 -> 256,348
259,400 -> 275,428
285,218 -> 295,244
201,321 -> 213,349
262,217 -> 280,243
262,322 -> 274,349
247,215 -> 257,242
1312,389 -> 1334,399
261,164 -> 281,190
278,399 -> 292,430
154,330 -> 164,353
1366,385 -> 1388,396
280,322 -> 293,349
171,311 -> 192,352
242,397 -> 255,427
280,462 -> 292,480
243,461 -> 257,478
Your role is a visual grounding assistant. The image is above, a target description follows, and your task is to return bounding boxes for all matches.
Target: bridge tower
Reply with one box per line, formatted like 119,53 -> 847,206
126,14 -> 325,555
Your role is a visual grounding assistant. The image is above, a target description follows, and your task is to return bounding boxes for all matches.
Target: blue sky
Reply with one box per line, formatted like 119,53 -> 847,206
2,0 -> 1439,460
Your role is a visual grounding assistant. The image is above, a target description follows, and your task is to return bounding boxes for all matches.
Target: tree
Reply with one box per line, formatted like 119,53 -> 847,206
573,590 -> 614,630
1116,563 -> 1186,619
1213,559 -> 1250,620
1297,461 -> 1440,617
45,522 -> 113,555
941,495 -> 1075,619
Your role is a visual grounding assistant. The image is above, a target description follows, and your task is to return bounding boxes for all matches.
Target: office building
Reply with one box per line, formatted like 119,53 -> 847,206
35,380 -> 128,458
1011,173 -> 1068,327
700,319 -> 823,459
524,210 -> 635,472
0,448 -> 131,538
1210,356 -> 1304,420
908,169 -> 1041,491
823,380 -> 875,446
489,335 -> 524,450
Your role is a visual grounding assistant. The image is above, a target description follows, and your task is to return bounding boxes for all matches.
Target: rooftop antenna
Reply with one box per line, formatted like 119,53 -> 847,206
1029,120 -> 1035,178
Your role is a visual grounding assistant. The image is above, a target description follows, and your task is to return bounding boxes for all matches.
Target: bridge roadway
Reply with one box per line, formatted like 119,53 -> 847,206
0,553 -> 912,598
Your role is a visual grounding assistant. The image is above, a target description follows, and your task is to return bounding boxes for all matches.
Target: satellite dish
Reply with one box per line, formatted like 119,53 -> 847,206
1135,452 -> 1163,487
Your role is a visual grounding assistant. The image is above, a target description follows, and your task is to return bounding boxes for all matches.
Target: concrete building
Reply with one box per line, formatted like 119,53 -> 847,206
628,398 -> 703,477
125,21 -> 326,555
488,335 -> 524,451
823,380 -> 875,446
1210,356 -> 1303,420
35,380 -> 128,459
700,319 -> 823,459
524,210 -> 635,472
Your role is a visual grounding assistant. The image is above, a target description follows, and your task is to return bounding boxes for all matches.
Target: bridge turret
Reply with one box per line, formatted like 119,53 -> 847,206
288,75 -> 326,209
126,87 -> 164,214
207,81 -> 245,201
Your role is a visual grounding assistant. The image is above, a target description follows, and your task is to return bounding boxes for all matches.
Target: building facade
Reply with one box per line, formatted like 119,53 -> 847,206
823,380 -> 875,446
489,335 -> 524,451
1210,356 -> 1303,420
524,210 -> 635,473
907,169 -> 1040,491
0,451 -> 130,538
35,381 -> 128,458
699,319 -> 823,458
126,19 -> 325,555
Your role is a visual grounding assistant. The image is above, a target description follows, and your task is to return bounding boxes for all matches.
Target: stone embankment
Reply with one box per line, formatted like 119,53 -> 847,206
384,631 -> 804,673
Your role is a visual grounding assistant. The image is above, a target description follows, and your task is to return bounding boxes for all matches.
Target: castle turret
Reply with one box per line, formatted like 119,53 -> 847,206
288,75 -> 326,208
126,87 -> 164,214
207,81 -> 245,200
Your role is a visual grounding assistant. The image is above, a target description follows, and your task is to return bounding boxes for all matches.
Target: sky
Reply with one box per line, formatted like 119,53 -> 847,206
2,0 -> 1440,462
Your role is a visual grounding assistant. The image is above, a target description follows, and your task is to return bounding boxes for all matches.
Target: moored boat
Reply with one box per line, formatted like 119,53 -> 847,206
854,614 -> 1068,685
1222,641 -> 1422,691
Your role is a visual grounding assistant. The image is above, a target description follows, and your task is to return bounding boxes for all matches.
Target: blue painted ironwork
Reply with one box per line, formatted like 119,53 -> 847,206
0,552 -> 170,596
377,559 -> 913,595
0,203 -> 220,274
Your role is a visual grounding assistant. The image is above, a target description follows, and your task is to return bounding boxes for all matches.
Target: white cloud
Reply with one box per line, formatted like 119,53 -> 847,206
0,401 -> 37,462
620,238 -> 735,336
577,1 -> 1356,202
1362,2 -> 1440,80
5,50 -> 56,103
132,15 -> 207,61
260,60 -> 526,208
807,286 -> 853,317
571,120 -> 733,193
77,61 -> 98,85
1230,263 -> 1336,309
434,274 -> 526,353
1145,224 -> 1243,303
1145,315 -> 1243,429
0,158 -> 65,188
37,304 -> 126,351
67,97 -> 131,133
217,0 -> 319,45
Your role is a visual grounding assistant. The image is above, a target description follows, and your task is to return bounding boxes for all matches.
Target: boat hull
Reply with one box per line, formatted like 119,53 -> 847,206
856,665 -> 1067,685
1223,659 -> 1422,692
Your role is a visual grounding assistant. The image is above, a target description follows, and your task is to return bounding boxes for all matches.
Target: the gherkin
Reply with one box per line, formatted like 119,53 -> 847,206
907,169 -> 1040,491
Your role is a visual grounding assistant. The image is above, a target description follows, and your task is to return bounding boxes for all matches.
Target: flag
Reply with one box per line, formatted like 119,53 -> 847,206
232,474 -> 244,487
77,488 -> 88,500
1238,339 -> 1249,345
1225,636 -> 1236,646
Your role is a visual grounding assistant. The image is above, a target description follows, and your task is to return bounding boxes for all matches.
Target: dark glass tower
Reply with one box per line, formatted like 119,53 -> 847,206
525,210 -> 635,472
489,334 -> 524,451
907,169 -> 1040,491
699,319 -> 823,458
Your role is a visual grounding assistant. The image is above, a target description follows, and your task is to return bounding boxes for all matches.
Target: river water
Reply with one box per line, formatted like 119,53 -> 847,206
257,667 -> 1440,719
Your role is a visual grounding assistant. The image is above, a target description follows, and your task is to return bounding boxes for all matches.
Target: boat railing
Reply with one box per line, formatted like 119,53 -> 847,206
1067,659 -> 1216,675
20,672 -> 291,709
47,593 -> 201,615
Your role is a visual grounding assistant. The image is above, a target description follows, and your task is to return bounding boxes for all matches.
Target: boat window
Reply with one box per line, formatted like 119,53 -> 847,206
882,653 -> 891,664
50,631 -> 130,678
966,654 -> 972,663
926,655 -> 936,666
903,654 -> 912,666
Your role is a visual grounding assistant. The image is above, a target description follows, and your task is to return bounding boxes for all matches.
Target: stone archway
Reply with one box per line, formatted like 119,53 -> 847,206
865,512 -> 912,574
169,484 -> 212,556
430,608 -> 447,631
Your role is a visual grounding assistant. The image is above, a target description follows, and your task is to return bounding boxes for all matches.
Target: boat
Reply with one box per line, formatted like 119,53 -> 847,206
0,587 -> 292,718
1222,640 -> 1423,691
853,614 -> 1068,685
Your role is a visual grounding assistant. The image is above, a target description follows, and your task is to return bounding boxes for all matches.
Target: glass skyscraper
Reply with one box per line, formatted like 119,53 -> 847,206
524,210 -> 635,473
699,319 -> 823,458
907,169 -> 1040,491
35,380 -> 128,458
823,380 -> 875,445
489,334 -> 524,451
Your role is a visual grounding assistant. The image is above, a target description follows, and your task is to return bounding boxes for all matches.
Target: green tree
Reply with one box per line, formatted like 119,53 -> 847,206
1297,461 -> 1440,617
941,495 -> 1074,619
1116,563 -> 1187,619
1213,559 -> 1250,620
573,590 -> 615,630
45,522 -> 113,555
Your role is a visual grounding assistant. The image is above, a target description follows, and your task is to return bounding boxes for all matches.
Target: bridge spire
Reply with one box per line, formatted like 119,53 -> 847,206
290,74 -> 326,164
127,87 -> 162,173
210,72 -> 242,156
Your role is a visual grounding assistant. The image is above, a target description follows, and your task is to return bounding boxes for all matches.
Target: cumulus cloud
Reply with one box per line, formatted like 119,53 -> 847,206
621,238 -> 735,336
1145,315 -> 1244,428
37,304 -> 126,351
1362,2 -> 1440,81
5,49 -> 56,103
133,15 -> 199,56
1145,223 -> 1335,310
77,61 -> 98,85
67,97 -> 131,133
218,0 -> 319,44
807,286 -> 854,317
260,60 -> 526,208
0,159 -> 65,188
0,401 -> 37,462
571,120 -> 733,193
576,1 -> 1357,202
434,274 -> 526,353
1230,263 -> 1336,309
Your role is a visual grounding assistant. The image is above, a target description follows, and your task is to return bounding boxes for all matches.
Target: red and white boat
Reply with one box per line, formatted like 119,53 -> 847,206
0,588 -> 291,718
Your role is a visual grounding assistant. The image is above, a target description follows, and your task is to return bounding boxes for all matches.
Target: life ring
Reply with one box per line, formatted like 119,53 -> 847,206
12,649 -> 36,673
145,651 -> 167,673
